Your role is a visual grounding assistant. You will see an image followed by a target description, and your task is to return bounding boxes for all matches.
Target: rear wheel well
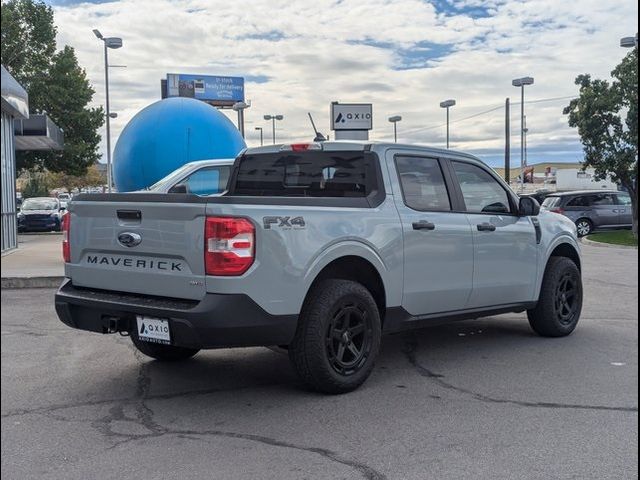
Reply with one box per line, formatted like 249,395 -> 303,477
550,243 -> 581,271
305,256 -> 386,321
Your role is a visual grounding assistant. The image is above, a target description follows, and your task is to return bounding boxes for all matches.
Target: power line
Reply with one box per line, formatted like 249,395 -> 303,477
398,95 -> 577,137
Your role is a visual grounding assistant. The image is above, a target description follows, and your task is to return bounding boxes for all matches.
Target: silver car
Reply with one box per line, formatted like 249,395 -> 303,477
146,158 -> 234,195
541,190 -> 633,236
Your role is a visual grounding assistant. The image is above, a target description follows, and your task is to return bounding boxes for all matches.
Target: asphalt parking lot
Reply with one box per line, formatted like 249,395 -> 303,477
1,243 -> 637,480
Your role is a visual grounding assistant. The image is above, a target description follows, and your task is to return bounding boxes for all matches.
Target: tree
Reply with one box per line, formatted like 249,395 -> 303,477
564,48 -> 639,237
47,164 -> 106,192
1,0 -> 104,176
0,0 -> 56,87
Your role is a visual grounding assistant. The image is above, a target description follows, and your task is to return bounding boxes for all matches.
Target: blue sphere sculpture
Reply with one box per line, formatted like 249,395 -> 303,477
113,97 -> 246,192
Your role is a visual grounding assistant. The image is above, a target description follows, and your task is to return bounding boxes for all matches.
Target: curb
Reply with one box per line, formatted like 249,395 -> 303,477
1,276 -> 64,289
580,237 -> 638,250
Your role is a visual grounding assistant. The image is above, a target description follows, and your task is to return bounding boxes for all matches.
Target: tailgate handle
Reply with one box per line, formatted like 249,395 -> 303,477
117,210 -> 142,221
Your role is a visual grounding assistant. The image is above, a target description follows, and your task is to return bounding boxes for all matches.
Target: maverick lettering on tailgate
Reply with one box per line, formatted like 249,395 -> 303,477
86,255 -> 183,271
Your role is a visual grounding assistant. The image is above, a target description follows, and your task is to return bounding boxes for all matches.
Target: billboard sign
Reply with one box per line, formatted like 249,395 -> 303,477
330,103 -> 373,131
166,74 -> 245,107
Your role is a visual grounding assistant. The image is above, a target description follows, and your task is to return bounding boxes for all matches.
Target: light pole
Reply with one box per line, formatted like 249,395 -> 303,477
512,76 -> 534,192
439,99 -> 456,149
93,29 -> 122,193
263,114 -> 283,144
620,33 -> 638,48
388,116 -> 402,143
232,101 -> 250,138
254,127 -> 264,146
523,115 -> 529,183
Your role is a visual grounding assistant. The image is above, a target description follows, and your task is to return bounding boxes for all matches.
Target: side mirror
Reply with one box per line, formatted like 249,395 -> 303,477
168,183 -> 189,194
519,196 -> 540,216
59,206 -> 66,212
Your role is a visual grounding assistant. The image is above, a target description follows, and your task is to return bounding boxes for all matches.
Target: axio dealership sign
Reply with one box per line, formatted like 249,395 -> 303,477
331,103 -> 373,131
166,74 -> 245,107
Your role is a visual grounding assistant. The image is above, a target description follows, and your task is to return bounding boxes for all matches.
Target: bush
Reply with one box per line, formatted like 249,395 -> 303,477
21,173 -> 50,198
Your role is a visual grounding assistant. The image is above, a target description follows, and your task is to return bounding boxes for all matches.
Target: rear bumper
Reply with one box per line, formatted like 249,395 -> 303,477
54,279 -> 297,349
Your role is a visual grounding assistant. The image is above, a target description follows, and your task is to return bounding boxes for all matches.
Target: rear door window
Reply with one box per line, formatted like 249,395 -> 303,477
395,156 -> 451,211
590,193 -> 615,206
232,151 -> 376,197
566,196 -> 591,207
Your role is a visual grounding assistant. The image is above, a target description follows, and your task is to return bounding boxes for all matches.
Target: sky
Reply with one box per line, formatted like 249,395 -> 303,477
45,0 -> 638,167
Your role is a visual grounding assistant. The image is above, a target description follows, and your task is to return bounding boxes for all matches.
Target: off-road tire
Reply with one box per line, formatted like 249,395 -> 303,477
288,279 -> 381,394
528,257 -> 582,337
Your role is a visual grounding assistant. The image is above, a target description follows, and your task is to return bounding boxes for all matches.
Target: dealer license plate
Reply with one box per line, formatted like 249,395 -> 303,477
136,316 -> 171,344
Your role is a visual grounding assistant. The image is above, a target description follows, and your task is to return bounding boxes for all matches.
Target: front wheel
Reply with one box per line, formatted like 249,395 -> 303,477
528,257 -> 583,337
131,335 -> 200,361
288,279 -> 381,394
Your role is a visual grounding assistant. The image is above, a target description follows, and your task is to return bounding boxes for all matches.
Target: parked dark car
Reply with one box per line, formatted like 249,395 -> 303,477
541,190 -> 633,237
17,197 -> 65,232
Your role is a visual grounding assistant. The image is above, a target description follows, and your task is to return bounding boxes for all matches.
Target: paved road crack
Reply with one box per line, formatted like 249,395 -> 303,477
402,337 -> 638,413
35,349 -> 388,480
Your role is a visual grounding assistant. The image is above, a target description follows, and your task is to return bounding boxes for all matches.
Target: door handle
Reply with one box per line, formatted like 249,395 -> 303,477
412,220 -> 436,231
477,222 -> 496,232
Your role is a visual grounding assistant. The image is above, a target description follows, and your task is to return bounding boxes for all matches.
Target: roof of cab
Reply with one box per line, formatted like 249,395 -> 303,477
242,141 -> 481,162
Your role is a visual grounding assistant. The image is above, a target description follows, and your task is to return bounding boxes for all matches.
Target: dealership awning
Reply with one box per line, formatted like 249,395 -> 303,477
14,114 -> 64,151
1,65 -> 29,119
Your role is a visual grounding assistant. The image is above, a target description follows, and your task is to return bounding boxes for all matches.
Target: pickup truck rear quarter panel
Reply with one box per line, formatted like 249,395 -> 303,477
203,196 -> 404,316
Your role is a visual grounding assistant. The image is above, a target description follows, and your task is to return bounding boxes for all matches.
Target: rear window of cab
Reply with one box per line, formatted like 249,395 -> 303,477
231,151 -> 378,197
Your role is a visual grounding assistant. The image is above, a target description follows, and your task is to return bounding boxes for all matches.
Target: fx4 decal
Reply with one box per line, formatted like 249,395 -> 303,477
263,216 -> 306,230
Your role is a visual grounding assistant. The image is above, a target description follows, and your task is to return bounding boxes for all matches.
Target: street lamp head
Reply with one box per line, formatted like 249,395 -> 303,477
232,101 -> 249,111
512,77 -> 534,87
275,115 -> 284,121
108,112 -> 118,118
255,126 -> 262,131
263,115 -> 272,120
93,29 -> 103,39
620,34 -> 638,48
104,37 -> 123,49
388,115 -> 402,123
439,99 -> 456,108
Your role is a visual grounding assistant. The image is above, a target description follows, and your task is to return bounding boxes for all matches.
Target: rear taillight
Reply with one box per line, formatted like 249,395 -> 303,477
550,208 -> 565,214
205,217 -> 255,276
62,212 -> 71,262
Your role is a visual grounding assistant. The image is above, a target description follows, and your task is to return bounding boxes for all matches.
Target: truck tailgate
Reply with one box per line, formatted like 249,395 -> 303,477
66,196 -> 207,300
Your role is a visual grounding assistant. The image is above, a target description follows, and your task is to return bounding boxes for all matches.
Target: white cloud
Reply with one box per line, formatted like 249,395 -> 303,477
51,0 -> 638,166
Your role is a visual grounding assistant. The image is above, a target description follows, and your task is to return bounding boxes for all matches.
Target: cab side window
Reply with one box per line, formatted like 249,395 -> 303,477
452,161 -> 511,214
395,156 -> 451,211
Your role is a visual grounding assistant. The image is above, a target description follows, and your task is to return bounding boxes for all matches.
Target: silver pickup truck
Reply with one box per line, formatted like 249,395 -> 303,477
55,141 -> 583,393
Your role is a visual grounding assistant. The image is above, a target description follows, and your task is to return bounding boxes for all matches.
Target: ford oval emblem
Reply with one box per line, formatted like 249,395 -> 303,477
118,232 -> 142,248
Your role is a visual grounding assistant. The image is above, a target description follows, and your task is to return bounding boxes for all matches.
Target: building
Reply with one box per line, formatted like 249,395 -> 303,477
1,65 -> 64,253
1,66 -> 28,253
